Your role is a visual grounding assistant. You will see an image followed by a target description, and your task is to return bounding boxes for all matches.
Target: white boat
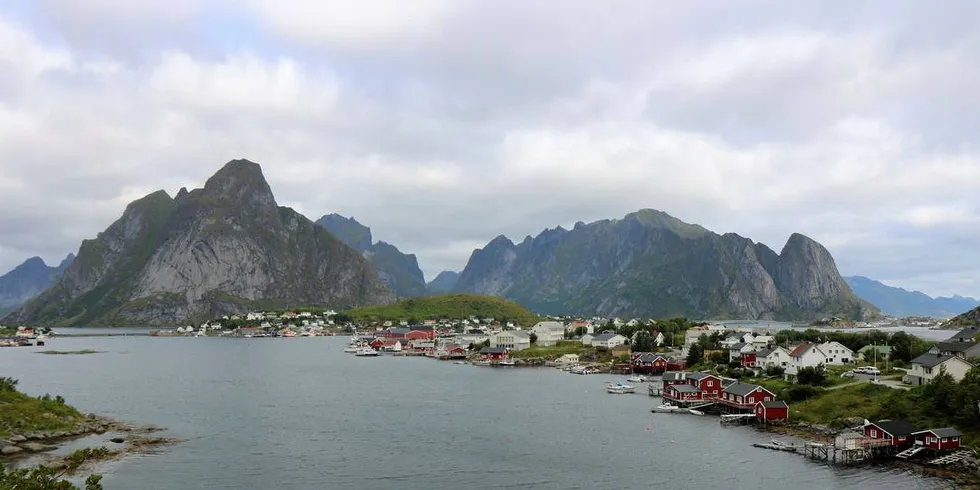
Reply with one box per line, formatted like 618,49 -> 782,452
652,402 -> 681,413
498,359 -> 516,367
688,409 -> 705,416
343,346 -> 358,353
626,375 -> 647,383
453,360 -> 466,365
606,382 -> 636,394
354,347 -> 379,357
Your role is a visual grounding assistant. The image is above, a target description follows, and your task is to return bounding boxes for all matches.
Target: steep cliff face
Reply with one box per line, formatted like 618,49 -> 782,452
0,254 -> 74,315
5,160 -> 395,327
453,209 -> 874,321
316,214 -> 427,298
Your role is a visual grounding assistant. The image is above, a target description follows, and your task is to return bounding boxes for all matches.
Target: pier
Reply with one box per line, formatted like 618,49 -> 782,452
802,433 -> 895,465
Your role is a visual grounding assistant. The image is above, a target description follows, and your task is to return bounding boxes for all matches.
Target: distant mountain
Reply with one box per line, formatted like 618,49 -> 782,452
844,276 -> 980,318
944,307 -> 980,329
0,254 -> 74,316
316,214 -> 426,299
5,160 -> 395,327
453,209 -> 875,321
426,271 -> 459,294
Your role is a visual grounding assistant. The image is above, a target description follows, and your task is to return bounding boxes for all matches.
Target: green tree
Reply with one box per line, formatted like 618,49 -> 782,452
632,330 -> 655,352
796,364 -> 828,386
686,343 -> 704,368
529,333 -> 538,344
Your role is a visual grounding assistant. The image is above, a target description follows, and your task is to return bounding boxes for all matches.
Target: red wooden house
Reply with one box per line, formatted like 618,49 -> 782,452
380,327 -> 411,340
665,384 -> 704,402
754,400 -> 789,421
661,372 -> 691,393
631,353 -> 668,374
741,351 -> 757,368
686,372 -> 724,399
405,330 -> 433,342
719,382 -> 777,410
863,419 -> 919,447
912,428 -> 963,451
665,359 -> 686,371
479,347 -> 508,361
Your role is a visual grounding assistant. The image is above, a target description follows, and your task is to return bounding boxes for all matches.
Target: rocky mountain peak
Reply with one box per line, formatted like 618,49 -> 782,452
316,214 -> 373,251
202,159 -> 276,211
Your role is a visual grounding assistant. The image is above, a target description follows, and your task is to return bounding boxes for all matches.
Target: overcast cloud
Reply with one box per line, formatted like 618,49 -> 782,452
1,1 -> 979,298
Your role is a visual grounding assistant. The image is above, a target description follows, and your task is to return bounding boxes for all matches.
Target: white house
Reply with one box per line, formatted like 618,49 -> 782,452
531,321 -> 565,346
490,330 -> 531,351
785,343 -> 829,376
456,332 -> 489,346
728,342 -> 756,362
581,333 -> 595,346
591,333 -> 627,349
906,353 -> 974,385
816,341 -> 854,365
557,354 -> 580,366
751,335 -> 774,348
756,346 -> 793,369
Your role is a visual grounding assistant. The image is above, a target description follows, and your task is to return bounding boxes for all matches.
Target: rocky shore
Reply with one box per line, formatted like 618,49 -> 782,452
1,413 -> 181,471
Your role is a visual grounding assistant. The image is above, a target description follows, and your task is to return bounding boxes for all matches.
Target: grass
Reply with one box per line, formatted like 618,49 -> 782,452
36,350 -> 104,355
0,327 -> 15,337
788,383 -> 894,426
510,341 -> 595,360
345,294 -> 541,328
0,378 -> 86,439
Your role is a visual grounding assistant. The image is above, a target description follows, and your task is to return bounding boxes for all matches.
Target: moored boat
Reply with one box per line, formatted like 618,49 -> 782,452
652,402 -> 681,413
606,382 -> 636,394
354,347 -> 379,357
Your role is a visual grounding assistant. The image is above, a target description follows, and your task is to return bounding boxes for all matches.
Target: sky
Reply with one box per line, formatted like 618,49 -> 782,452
1,1 -> 979,298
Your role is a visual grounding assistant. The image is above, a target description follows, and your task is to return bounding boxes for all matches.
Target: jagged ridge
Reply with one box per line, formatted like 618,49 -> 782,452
453,209 -> 875,321
5,159 -> 396,327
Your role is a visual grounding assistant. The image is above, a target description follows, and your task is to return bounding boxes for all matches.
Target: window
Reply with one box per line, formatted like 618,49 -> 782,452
941,438 -> 948,443
870,430 -> 878,438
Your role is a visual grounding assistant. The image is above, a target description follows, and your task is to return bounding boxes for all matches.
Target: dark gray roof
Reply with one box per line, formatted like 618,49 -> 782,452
592,333 -> 620,342
633,352 -> 663,362
480,347 -> 508,354
911,353 -> 959,368
948,326 -> 979,342
661,372 -> 685,382
914,427 -> 964,438
686,372 -> 717,381
388,327 -> 412,335
723,382 -> 768,396
759,400 -> 788,409
871,419 -> 919,438
670,384 -> 701,393
756,348 -> 775,358
730,342 -> 747,350
933,341 -> 977,353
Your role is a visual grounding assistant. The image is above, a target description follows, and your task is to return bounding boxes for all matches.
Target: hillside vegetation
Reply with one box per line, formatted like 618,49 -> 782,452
0,377 -> 85,439
344,294 -> 540,327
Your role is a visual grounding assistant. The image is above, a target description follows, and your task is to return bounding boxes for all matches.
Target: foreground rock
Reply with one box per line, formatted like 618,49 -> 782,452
1,445 -> 23,455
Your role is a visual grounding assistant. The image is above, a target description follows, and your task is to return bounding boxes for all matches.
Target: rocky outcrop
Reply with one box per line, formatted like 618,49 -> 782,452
453,209 -> 875,321
4,160 -> 395,327
316,214 -> 427,299
0,254 -> 74,315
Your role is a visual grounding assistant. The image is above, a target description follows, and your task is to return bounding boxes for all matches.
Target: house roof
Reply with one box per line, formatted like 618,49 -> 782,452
686,372 -> 717,381
670,384 -> 701,393
759,400 -> 788,409
633,352 -> 663,362
409,325 -> 434,331
662,372 -> 685,382
788,343 -> 811,358
533,321 -> 565,331
911,353 -> 961,368
859,344 -> 893,354
723,382 -> 770,396
730,342 -> 747,351
948,326 -> 979,342
871,419 -> 919,438
480,347 -> 508,354
593,333 -> 622,342
388,327 -> 412,335
756,348 -> 775,358
933,342 -> 980,354
914,427 -> 964,438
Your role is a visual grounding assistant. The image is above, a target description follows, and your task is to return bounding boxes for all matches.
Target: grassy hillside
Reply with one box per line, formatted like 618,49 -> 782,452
0,378 -> 86,439
943,306 -> 980,329
345,294 -> 540,327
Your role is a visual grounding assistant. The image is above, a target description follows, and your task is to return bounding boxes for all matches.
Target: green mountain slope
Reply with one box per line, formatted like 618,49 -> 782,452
345,293 -> 539,327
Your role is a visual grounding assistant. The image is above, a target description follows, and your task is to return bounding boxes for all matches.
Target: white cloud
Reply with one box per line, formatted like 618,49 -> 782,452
2,2 -> 980,301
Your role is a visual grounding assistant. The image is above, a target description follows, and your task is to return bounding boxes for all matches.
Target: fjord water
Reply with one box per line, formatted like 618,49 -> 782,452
0,337 -> 950,489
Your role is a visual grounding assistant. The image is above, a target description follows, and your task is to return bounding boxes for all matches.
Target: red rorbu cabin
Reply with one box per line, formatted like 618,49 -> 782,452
912,428 -> 963,451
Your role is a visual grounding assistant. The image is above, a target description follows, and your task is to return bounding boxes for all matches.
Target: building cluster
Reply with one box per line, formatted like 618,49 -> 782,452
659,371 -> 790,421
905,326 -> 979,385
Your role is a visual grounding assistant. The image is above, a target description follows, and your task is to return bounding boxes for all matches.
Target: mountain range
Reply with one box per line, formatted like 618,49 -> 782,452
0,254 -> 74,316
426,271 -> 460,294
4,160 -> 395,327
315,214 -> 427,298
452,209 -> 876,321
843,276 -> 980,319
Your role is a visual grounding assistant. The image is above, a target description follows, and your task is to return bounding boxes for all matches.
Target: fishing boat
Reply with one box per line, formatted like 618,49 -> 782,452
651,402 -> 681,413
626,375 -> 647,383
498,359 -> 516,367
606,382 -> 636,394
354,347 -> 379,357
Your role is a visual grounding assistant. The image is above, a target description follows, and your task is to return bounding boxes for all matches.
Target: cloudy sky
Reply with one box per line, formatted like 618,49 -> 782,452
1,1 -> 979,298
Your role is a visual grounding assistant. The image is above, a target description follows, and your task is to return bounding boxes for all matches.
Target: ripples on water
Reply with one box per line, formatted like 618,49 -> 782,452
0,336 -> 955,489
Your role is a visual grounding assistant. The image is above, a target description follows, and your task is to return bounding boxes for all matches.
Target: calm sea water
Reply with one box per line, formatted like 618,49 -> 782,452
0,336 -> 952,489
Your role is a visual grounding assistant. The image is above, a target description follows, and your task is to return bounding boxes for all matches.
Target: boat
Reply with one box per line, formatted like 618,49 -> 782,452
752,441 -> 797,452
688,409 -> 705,416
606,382 -> 635,394
498,359 -> 516,367
354,347 -> 379,357
651,402 -> 681,413
343,346 -> 359,353
626,375 -> 647,383
453,360 -> 466,365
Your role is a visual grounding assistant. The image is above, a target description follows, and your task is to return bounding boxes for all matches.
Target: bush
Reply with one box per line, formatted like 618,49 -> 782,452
784,385 -> 822,402
796,365 -> 828,386
764,366 -> 785,377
